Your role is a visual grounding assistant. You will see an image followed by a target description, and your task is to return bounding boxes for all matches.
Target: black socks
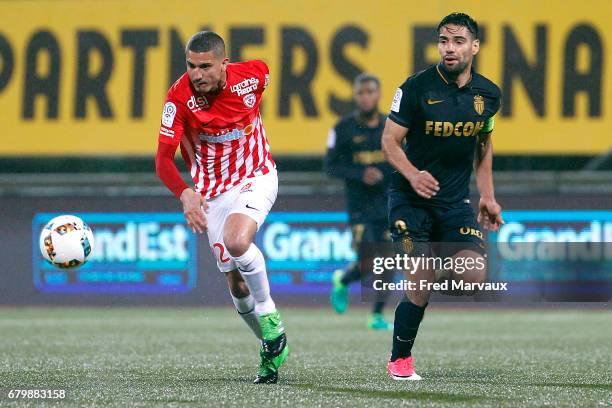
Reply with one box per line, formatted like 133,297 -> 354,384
390,299 -> 427,361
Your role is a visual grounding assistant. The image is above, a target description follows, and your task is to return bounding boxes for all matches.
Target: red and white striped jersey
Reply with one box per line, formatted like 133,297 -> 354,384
158,60 -> 275,200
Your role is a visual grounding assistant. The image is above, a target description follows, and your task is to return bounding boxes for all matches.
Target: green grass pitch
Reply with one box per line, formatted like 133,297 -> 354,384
0,307 -> 610,407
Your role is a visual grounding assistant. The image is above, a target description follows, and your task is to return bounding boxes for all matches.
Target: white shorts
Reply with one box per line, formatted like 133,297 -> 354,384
206,169 -> 278,273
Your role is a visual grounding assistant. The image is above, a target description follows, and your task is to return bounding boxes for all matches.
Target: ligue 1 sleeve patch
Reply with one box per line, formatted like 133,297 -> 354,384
326,128 -> 337,148
162,102 -> 177,128
391,88 -> 402,112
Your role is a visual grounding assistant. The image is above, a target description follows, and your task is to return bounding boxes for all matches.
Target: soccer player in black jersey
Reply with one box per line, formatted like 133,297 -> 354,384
381,13 -> 504,380
326,73 -> 395,330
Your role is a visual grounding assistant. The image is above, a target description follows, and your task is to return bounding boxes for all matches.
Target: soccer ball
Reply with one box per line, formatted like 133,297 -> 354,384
39,215 -> 94,269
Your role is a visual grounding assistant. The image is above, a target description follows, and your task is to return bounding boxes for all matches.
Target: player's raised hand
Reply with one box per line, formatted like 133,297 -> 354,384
408,170 -> 439,199
180,188 -> 208,234
478,197 -> 504,231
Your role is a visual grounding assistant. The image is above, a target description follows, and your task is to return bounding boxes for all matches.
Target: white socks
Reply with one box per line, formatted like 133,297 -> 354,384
233,244 -> 276,315
230,293 -> 262,339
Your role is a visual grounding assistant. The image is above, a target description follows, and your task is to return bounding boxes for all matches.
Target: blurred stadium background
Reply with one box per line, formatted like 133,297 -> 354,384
0,1 -> 610,405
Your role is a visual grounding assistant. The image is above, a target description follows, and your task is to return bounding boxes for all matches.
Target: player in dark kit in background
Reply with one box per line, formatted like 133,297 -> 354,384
327,73 -> 395,330
381,13 -> 504,380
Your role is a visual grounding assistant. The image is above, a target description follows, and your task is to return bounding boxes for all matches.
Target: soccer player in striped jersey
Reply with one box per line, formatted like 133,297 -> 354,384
155,31 -> 287,384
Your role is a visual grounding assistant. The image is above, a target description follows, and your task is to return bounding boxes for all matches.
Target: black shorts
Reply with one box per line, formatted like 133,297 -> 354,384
350,219 -> 393,282
388,191 -> 485,257
350,219 -> 390,251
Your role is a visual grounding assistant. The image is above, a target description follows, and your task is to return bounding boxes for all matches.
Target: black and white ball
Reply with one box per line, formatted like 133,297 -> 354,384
39,215 -> 94,269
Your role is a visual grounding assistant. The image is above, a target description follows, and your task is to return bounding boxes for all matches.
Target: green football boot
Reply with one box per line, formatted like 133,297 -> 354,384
254,342 -> 290,384
259,310 -> 287,355
367,313 -> 393,331
330,269 -> 349,314
254,310 -> 289,384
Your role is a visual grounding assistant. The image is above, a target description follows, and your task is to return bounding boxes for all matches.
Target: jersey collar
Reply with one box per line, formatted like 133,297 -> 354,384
436,63 -> 451,85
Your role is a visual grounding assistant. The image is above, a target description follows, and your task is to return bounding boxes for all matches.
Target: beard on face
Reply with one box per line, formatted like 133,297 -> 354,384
443,57 -> 469,75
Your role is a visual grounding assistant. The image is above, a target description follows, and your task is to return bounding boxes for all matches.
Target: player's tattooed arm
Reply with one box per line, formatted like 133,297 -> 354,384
474,131 -> 493,187
475,131 -> 491,164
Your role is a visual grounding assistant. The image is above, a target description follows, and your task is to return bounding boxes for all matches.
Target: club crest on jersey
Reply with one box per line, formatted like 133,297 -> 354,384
243,93 -> 256,108
474,95 -> 484,115
187,95 -> 209,111
402,236 -> 414,254
393,219 -> 413,253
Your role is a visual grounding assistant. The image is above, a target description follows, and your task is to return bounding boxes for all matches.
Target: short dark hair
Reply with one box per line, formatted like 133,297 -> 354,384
437,13 -> 479,39
353,73 -> 380,89
185,31 -> 225,56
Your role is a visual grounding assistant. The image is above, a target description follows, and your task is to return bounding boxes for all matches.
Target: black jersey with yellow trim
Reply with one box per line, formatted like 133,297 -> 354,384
388,64 -> 501,205
326,112 -> 393,222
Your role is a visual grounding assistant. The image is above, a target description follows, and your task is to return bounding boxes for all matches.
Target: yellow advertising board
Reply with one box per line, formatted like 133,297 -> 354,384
0,0 -> 610,155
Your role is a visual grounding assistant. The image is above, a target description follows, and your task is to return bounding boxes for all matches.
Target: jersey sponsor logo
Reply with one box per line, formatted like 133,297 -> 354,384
352,135 -> 367,143
459,226 -> 484,240
474,95 -> 485,115
424,120 -> 485,137
353,150 -> 385,165
187,95 -> 209,111
426,98 -> 445,105
390,88 -> 402,112
161,102 -> 176,127
230,77 -> 260,96
243,93 -> 256,108
199,120 -> 257,143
